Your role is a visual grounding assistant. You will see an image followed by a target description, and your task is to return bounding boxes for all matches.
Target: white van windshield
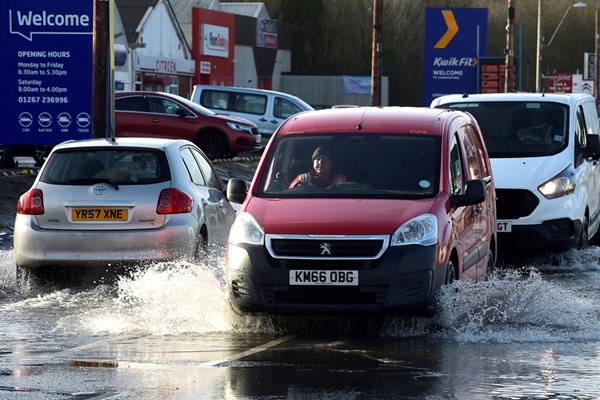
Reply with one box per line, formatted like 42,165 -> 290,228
259,134 -> 440,199
442,101 -> 568,158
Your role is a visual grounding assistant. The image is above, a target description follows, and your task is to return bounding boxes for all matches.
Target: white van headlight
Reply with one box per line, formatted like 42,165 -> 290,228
391,214 -> 438,246
228,212 -> 264,245
538,168 -> 575,199
226,121 -> 254,134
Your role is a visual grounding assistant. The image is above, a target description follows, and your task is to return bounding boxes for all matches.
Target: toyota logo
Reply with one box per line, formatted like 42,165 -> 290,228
92,184 -> 110,195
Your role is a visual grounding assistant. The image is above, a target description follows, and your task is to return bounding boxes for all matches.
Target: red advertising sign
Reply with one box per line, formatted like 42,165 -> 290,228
546,73 -> 572,93
480,60 -> 517,93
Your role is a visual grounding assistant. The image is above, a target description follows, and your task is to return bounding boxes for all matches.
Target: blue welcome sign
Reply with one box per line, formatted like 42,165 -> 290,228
423,8 -> 488,105
1,0 -> 93,145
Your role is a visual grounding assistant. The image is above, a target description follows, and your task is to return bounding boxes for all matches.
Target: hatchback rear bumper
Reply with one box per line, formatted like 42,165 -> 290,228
13,214 -> 199,268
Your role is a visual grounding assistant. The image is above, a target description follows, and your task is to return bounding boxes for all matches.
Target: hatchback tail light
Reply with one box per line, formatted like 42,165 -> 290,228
156,188 -> 193,214
18,189 -> 44,215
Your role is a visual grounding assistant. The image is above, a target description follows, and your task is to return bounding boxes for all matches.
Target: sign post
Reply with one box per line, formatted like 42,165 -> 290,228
1,1 -> 94,146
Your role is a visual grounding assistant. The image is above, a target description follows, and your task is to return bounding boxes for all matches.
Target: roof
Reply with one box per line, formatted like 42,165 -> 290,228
431,92 -> 594,107
169,0 -> 221,49
115,0 -> 158,44
192,85 -> 313,109
280,107 -> 452,136
220,2 -> 270,19
55,137 -> 188,151
166,0 -> 272,52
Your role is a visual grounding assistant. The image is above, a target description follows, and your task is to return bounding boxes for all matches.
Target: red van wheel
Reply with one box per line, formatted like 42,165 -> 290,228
445,260 -> 456,284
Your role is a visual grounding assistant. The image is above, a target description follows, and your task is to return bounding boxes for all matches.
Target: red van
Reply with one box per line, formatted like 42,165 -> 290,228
225,107 -> 497,315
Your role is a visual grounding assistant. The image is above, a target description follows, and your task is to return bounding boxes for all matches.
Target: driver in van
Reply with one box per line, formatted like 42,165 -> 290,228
288,147 -> 347,188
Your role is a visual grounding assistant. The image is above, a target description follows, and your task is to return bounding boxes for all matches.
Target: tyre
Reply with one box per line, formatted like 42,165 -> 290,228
424,260 -> 457,318
197,131 -> 227,160
485,248 -> 495,279
577,215 -> 589,250
192,230 -> 208,262
445,260 -> 456,284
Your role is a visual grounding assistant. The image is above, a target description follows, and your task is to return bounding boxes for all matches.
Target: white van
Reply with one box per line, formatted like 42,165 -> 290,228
431,93 -> 600,250
190,85 -> 314,143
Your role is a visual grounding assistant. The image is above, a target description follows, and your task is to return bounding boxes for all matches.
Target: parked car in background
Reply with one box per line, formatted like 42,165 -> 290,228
14,137 -> 237,285
1,145 -> 53,168
190,85 -> 314,143
225,107 -> 497,316
115,91 -> 261,160
432,92 -> 600,250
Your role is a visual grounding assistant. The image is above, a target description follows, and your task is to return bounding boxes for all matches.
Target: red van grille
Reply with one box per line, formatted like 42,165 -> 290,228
266,235 -> 389,260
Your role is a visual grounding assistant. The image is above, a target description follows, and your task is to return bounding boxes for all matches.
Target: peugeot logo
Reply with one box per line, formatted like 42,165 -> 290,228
319,242 -> 333,256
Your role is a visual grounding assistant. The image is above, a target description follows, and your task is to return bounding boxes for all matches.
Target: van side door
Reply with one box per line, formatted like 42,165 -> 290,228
462,123 -> 495,280
449,120 -> 480,281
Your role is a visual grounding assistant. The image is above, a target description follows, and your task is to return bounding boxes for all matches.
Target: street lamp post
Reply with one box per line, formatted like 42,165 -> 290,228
595,6 -> 599,107
536,1 -> 587,92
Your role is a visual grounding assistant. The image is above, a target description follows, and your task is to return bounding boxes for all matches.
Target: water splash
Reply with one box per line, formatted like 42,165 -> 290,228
0,250 -> 18,300
536,246 -> 600,273
434,267 -> 600,343
4,247 -> 600,342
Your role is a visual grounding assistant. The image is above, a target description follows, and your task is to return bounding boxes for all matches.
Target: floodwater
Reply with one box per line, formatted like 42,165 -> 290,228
1,245 -> 600,399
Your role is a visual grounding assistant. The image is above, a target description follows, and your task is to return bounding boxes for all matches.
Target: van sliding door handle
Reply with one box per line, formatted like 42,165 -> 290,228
270,120 -> 278,124
259,118 -> 268,122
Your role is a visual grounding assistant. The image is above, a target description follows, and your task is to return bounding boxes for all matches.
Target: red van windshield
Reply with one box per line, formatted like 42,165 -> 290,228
258,133 -> 441,199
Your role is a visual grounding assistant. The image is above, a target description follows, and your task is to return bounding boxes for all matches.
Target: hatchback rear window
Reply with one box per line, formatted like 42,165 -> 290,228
40,148 -> 171,185
259,133 -> 440,199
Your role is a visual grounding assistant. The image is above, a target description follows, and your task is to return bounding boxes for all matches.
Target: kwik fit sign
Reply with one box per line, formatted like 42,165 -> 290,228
423,8 -> 487,105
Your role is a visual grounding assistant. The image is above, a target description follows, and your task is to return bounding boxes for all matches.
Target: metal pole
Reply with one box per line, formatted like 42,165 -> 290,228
93,0 -> 108,138
594,4 -> 598,111
505,0 -> 515,93
370,0 -> 383,106
108,0 -> 115,140
535,0 -> 542,92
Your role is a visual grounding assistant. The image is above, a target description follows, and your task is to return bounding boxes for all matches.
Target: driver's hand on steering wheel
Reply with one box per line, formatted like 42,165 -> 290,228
298,173 -> 311,185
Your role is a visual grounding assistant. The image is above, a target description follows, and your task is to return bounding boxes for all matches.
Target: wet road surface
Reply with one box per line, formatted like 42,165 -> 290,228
1,246 -> 600,399
2,160 -> 600,399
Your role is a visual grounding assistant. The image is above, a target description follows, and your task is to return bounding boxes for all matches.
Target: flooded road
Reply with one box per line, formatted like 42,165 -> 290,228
1,246 -> 600,399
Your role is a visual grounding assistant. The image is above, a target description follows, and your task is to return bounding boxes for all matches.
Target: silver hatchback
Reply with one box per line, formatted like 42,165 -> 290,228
14,137 -> 236,282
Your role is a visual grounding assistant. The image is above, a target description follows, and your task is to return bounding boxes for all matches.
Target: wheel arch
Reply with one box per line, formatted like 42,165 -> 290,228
195,128 -> 230,159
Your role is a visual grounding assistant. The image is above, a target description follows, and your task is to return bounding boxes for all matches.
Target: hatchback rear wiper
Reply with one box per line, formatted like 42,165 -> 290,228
67,178 -> 120,190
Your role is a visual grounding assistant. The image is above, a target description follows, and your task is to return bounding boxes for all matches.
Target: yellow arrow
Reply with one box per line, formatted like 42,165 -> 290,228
434,10 -> 458,49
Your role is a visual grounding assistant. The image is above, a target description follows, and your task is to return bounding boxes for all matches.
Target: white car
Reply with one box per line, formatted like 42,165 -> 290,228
14,137 -> 236,284
190,85 -> 314,143
432,92 -> 600,250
